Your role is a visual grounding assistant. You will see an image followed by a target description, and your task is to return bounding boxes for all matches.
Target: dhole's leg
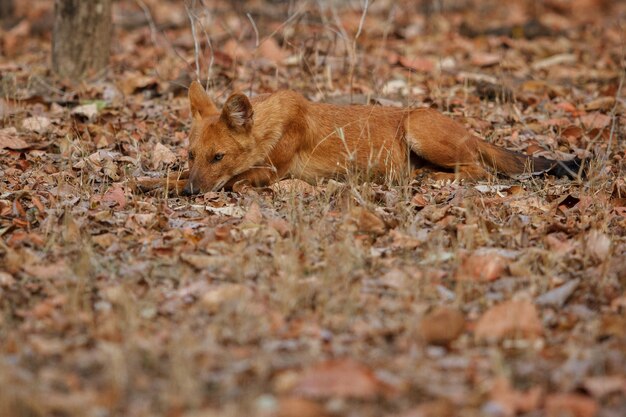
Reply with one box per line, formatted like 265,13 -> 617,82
428,165 -> 491,182
403,109 -> 490,180
136,170 -> 189,194
225,167 -> 281,189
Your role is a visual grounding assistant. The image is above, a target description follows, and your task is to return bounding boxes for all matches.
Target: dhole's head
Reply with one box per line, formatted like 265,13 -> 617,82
183,81 -> 255,194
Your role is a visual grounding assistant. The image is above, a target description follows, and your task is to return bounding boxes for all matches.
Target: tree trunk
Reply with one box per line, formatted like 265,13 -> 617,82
0,0 -> 14,21
52,0 -> 112,80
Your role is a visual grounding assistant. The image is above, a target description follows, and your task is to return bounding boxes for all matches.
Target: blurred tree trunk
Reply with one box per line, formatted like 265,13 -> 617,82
52,0 -> 112,79
0,0 -> 14,21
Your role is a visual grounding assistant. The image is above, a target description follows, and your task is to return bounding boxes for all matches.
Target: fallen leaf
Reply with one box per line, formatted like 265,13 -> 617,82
152,143 -> 177,168
268,218 -> 292,237
555,103 -> 578,115
585,230 -> 611,261
456,253 -> 507,282
21,116 -> 51,133
411,193 -> 428,207
398,56 -> 435,73
23,260 -> 74,281
242,201 -> 263,224
132,213 -> 156,227
419,306 -> 465,345
545,393 -> 598,417
0,271 -> 16,287
180,253 -> 227,270
258,37 -> 288,63
470,52 -> 501,67
396,400 -> 454,417
584,97 -> 615,112
536,279 -> 580,307
120,72 -> 159,95
582,375 -> 626,399
270,179 -> 318,195
275,397 -> 328,417
580,113 -> 612,130
598,314 -> 626,339
475,300 -> 543,341
389,229 -> 421,249
71,103 -> 99,121
92,233 -> 115,248
200,283 -> 253,313
102,185 -> 126,209
293,359 -> 390,399
201,205 -> 246,218
350,207 -> 386,236
0,128 -> 29,150
531,53 -> 577,70
474,184 -> 512,194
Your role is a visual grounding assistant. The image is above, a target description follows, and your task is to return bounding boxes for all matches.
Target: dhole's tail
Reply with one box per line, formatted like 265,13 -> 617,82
473,139 -> 584,179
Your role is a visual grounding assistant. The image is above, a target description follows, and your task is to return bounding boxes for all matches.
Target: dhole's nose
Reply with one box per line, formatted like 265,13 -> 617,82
182,182 -> 197,196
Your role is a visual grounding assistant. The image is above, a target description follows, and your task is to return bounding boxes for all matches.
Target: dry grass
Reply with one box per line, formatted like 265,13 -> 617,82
1,0 -> 626,416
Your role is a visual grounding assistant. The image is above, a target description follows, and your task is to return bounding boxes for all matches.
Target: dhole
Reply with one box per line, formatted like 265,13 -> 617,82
140,81 -> 582,194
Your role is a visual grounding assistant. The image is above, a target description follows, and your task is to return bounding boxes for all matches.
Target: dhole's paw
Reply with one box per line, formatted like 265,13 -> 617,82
134,177 -> 187,195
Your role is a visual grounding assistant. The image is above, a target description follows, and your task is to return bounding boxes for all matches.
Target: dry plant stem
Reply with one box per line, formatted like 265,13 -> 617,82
247,13 -> 260,48
186,0 -> 202,80
350,0 -> 370,100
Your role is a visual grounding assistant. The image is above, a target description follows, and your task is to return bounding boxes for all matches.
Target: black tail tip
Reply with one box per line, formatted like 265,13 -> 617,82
548,157 -> 587,179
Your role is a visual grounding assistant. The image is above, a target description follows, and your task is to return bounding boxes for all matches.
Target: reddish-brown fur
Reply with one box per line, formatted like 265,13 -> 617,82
138,81 -> 580,194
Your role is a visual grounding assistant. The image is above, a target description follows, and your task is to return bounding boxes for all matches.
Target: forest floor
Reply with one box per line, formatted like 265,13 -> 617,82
1,1 -> 625,416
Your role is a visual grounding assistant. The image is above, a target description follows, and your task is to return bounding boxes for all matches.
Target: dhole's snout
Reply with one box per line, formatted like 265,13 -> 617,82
182,178 -> 200,196
181,182 -> 196,196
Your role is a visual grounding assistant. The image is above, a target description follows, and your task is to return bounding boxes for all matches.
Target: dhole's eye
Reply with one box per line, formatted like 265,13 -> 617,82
212,153 -> 224,162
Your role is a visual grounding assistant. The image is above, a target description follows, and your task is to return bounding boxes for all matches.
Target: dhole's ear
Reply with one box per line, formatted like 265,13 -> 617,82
221,93 -> 253,131
189,81 -> 217,119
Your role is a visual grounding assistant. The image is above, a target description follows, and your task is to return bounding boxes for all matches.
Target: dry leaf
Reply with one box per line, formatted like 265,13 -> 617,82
389,229 -> 421,249
350,207 -> 386,236
419,306 -> 465,345
0,271 -> 16,287
152,143 -> 177,168
545,393 -> 598,417
399,56 -> 435,73
585,230 -> 611,261
396,400 -> 454,417
475,300 -> 543,341
579,113 -> 612,130
582,375 -> 626,399
276,397 -> 328,417
200,284 -> 252,313
21,116 -> 51,133
536,279 -> 580,307
293,359 -> 390,399
584,97 -> 615,111
456,253 -> 507,282
471,52 -> 501,67
242,201 -> 263,224
258,37 -> 288,63
23,260 -> 74,281
270,179 -> 318,195
71,103 -> 99,121
0,128 -> 29,150
180,253 -> 227,270
102,185 -> 126,209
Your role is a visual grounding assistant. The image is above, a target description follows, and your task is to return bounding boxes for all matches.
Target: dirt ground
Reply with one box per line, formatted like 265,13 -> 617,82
1,0 -> 625,416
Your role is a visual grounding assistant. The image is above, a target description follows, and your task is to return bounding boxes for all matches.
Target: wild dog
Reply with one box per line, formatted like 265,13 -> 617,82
138,81 -> 582,195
